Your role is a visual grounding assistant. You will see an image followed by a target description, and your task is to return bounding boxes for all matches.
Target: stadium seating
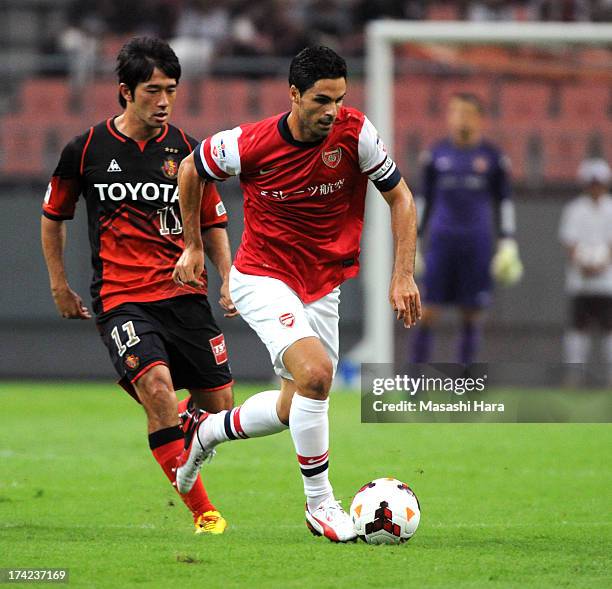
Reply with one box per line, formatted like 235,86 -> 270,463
346,82 -> 364,112
540,129 -> 590,181
433,76 -> 493,115
427,2 -> 460,20
394,78 -> 433,128
83,79 -> 121,120
20,78 -> 72,117
559,83 -> 610,126
498,83 -> 552,125
1,75 -> 610,183
493,129 -> 531,183
195,78 -> 253,128
0,115 -> 47,176
258,78 -> 292,118
52,118 -> 91,153
0,110 -> 86,177
101,36 -> 129,62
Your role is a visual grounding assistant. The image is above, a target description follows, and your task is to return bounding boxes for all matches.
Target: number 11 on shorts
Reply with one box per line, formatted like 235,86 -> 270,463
111,321 -> 141,356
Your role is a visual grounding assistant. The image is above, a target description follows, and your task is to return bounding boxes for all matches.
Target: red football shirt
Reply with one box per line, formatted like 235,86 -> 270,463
193,106 -> 401,303
43,118 -> 228,315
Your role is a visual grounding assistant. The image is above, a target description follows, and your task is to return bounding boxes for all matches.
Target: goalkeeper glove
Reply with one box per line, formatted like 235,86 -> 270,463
491,238 -> 523,286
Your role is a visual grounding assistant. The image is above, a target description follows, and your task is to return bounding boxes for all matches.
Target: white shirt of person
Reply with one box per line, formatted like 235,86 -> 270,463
559,193 -> 612,295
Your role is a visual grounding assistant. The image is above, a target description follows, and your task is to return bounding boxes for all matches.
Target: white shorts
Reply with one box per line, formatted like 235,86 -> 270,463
229,266 -> 340,379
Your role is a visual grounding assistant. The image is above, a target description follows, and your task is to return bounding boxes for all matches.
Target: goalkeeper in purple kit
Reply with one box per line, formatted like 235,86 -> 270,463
411,93 -> 523,365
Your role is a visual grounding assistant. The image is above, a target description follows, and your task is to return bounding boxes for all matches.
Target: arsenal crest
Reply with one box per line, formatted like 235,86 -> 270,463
161,156 -> 178,179
124,354 -> 140,370
322,147 -> 342,168
279,312 -> 295,328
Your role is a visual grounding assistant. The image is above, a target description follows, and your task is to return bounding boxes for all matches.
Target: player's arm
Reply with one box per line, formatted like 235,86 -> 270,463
202,228 -> 238,318
41,137 -> 91,319
200,183 -> 239,318
558,204 -> 605,276
380,178 -> 422,328
559,203 -> 577,261
491,153 -> 516,239
358,116 -> 421,327
490,153 -> 523,286
174,129 -> 242,288
173,152 -> 205,287
41,217 -> 91,319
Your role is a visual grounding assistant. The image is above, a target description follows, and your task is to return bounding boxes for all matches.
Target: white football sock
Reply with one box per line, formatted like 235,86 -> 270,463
204,390 -> 287,446
289,393 -> 334,511
563,330 -> 591,364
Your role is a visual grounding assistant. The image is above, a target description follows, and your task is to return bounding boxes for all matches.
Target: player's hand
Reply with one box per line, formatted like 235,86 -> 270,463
492,238 -> 523,286
219,279 -> 239,318
389,273 -> 422,328
173,246 -> 205,288
580,263 -> 606,277
573,243 -> 610,277
51,285 -> 91,319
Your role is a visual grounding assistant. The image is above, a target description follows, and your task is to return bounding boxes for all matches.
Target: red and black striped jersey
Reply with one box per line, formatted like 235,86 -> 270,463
43,117 -> 228,315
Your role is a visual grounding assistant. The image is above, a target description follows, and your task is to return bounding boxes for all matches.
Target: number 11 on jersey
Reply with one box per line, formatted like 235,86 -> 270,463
157,205 -> 182,235
111,321 -> 141,356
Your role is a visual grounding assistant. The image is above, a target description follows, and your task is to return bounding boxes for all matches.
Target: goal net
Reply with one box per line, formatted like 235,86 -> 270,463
352,21 -> 612,368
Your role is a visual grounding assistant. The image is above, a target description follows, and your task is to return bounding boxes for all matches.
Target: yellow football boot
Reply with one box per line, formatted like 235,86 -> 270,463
194,511 -> 227,535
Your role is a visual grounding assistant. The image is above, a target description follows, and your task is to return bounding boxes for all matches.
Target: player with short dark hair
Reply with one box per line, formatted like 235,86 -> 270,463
288,45 -> 348,94
172,45 -> 421,542
41,36 -> 235,534
411,92 -> 523,365
115,37 -> 181,109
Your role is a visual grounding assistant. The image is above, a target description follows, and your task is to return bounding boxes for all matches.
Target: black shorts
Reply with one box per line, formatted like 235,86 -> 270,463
570,295 -> 612,330
97,294 -> 233,400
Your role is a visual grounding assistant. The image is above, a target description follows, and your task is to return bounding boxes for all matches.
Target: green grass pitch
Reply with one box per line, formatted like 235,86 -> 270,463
0,382 -> 610,588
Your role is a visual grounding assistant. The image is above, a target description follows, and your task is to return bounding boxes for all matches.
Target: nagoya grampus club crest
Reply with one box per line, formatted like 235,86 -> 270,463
124,354 -> 140,370
161,156 -> 178,179
322,147 -> 342,168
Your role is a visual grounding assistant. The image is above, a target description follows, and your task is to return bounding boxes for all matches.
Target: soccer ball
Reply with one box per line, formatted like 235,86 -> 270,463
350,477 -> 420,545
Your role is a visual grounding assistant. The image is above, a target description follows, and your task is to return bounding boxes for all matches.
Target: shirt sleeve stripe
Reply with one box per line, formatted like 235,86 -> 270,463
373,167 -> 402,192
201,221 -> 228,230
202,138 -> 230,180
193,142 -> 214,180
42,209 -> 74,221
79,127 -> 94,175
178,128 -> 193,151
367,155 -> 396,182
364,155 -> 387,177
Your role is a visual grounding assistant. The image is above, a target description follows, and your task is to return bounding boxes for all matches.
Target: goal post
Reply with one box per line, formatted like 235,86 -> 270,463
353,21 -> 612,366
